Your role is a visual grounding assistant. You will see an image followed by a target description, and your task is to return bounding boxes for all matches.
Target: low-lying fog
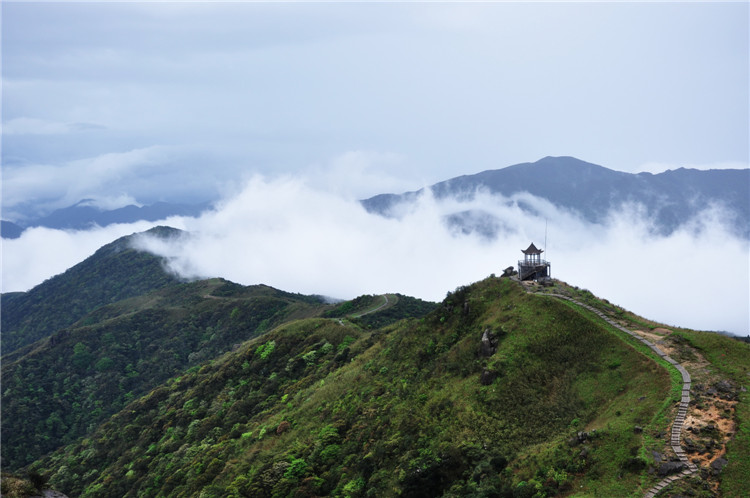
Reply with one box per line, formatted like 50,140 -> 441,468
3,175 -> 748,336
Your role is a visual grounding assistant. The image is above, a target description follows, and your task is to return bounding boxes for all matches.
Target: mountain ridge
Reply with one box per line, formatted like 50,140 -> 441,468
1,200 -> 213,238
362,156 -> 750,239
0,226 -> 184,354
1,228 -> 438,472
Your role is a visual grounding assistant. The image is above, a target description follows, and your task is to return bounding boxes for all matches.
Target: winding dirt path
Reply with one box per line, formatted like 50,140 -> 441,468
544,293 -> 698,497
350,294 -> 391,318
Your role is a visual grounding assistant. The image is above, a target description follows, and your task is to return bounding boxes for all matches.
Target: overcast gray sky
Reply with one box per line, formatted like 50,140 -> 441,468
2,1 -> 748,217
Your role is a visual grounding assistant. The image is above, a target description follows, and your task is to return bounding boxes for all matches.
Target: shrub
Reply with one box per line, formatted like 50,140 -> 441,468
256,340 -> 276,360
343,477 -> 365,496
95,357 -> 115,372
302,350 -> 317,366
284,458 -> 308,479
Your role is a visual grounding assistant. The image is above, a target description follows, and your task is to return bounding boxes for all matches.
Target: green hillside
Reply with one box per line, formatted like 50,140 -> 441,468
1,278 -> 329,469
1,227 -> 439,476
323,293 -> 437,329
24,276 -> 737,497
3,225 -> 748,498
1,226 -> 182,354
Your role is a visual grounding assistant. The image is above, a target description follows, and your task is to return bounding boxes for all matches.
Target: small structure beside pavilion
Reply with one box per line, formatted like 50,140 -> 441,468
518,242 -> 550,281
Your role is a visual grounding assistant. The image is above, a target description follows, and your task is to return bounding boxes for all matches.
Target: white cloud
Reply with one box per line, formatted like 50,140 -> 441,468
3,175 -> 747,335
1,219 -> 187,293
2,146 -> 163,205
303,150 -> 417,199
129,176 -> 748,335
558,204 -> 749,335
1,145 -> 199,214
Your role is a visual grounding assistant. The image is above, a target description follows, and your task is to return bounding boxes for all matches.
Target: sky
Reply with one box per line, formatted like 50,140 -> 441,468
1,1 -> 749,334
2,1 -> 748,215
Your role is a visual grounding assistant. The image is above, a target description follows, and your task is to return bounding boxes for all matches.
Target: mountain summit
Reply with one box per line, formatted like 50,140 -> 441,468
0,226 -> 184,355
362,156 -> 750,238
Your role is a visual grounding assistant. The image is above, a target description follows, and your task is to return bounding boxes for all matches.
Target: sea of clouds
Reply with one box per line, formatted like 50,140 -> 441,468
3,174 -> 748,336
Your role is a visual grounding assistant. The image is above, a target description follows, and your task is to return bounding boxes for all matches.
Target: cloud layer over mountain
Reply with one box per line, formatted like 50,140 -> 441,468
4,175 -> 747,336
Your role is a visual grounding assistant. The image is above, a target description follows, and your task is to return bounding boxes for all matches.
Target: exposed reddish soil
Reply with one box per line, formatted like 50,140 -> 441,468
632,326 -> 736,493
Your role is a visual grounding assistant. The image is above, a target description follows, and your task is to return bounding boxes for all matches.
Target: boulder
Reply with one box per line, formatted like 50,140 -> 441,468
657,461 -> 686,476
538,277 -> 553,287
700,423 -> 720,436
714,380 -> 739,400
479,369 -> 497,386
568,430 -> 596,447
710,457 -> 728,475
479,329 -> 499,357
683,437 -> 699,453
501,266 -> 515,277
715,380 -> 734,393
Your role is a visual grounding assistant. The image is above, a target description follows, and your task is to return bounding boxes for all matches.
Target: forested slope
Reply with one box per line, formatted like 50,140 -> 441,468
1,278 -> 329,469
1,226 -> 182,354
28,277 -> 678,497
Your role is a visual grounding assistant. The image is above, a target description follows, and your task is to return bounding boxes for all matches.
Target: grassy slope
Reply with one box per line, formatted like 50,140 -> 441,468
30,277 -> 676,497
529,281 -> 750,497
324,293 -> 438,329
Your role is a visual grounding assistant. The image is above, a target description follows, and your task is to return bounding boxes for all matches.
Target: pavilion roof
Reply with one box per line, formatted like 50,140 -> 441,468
521,242 -> 543,255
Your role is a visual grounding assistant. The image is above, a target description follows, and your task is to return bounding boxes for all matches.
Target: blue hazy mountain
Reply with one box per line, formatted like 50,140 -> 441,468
1,220 -> 24,239
362,156 -> 750,239
2,200 -> 212,237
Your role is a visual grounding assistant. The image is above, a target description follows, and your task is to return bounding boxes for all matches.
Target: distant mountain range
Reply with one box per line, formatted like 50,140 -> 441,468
4,157 -> 747,241
1,200 -> 212,238
362,156 -> 750,239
